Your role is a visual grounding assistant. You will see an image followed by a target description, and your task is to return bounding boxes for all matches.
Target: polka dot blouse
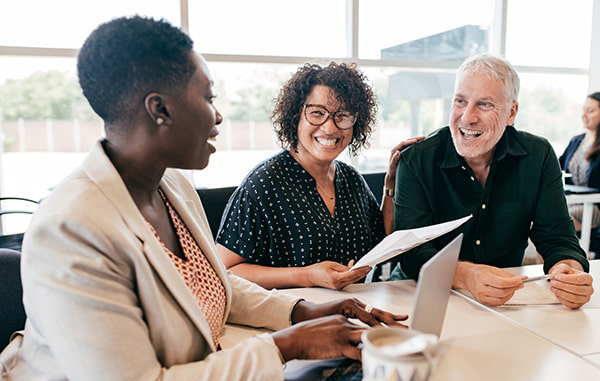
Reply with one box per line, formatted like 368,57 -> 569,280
216,150 -> 385,268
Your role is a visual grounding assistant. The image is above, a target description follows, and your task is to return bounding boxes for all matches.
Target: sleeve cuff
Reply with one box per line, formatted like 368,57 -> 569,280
288,298 -> 305,325
255,333 -> 285,365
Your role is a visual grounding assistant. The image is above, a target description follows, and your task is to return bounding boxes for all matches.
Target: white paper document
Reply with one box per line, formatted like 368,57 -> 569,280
506,281 -> 560,305
350,214 -> 472,270
457,281 -> 560,305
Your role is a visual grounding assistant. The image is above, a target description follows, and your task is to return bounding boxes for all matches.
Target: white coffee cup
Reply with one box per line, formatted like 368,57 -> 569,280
361,326 -> 439,381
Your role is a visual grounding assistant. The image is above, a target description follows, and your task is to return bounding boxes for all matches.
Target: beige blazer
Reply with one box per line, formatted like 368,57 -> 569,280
0,141 -> 300,381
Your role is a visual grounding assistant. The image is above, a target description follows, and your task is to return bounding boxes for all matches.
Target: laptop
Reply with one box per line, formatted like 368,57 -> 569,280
564,184 -> 600,194
410,233 -> 463,337
316,234 -> 464,381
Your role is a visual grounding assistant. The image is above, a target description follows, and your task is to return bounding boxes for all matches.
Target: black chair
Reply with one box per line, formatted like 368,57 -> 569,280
195,176 -> 392,280
196,186 -> 238,239
0,197 -> 39,251
588,228 -> 600,260
195,173 -> 384,239
0,248 -> 26,350
361,172 -> 402,280
361,172 -> 385,206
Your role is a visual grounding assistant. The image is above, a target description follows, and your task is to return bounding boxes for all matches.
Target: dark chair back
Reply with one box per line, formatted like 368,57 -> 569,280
195,174 -> 385,240
361,172 -> 385,206
0,233 -> 26,251
0,196 -> 39,251
196,186 -> 238,239
194,174 -> 392,279
0,248 -> 26,350
589,228 -> 600,260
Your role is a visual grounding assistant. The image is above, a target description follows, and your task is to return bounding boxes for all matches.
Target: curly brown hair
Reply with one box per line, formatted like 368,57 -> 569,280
271,62 -> 378,156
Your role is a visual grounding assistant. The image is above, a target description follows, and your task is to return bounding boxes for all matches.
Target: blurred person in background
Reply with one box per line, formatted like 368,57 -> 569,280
559,92 -> 600,234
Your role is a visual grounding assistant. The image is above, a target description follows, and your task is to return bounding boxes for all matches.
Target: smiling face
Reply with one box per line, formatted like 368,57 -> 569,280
167,54 -> 222,170
295,85 -> 353,164
582,97 -> 600,132
449,71 -> 518,163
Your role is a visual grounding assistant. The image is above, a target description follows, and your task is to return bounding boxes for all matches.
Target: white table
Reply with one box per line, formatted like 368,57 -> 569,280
566,193 -> 600,256
492,260 -> 600,367
220,260 -> 600,380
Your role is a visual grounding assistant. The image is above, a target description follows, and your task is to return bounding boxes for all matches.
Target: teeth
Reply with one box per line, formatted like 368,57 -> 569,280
316,137 -> 337,146
459,128 -> 482,136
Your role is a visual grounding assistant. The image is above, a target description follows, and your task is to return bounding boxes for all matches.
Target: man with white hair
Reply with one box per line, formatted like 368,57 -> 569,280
390,53 -> 594,308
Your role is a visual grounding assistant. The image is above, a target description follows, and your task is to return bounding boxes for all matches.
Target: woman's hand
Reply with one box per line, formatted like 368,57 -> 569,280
384,136 -> 425,192
272,315 -> 365,361
273,299 -> 408,362
291,298 -> 408,327
304,261 -> 370,290
381,136 -> 425,234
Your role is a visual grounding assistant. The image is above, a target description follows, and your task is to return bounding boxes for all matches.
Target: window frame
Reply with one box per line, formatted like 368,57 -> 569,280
2,0 -> 595,78
0,0 -> 598,174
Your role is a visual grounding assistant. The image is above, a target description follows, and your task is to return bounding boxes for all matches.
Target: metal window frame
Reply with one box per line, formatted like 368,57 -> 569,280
0,0 -> 594,77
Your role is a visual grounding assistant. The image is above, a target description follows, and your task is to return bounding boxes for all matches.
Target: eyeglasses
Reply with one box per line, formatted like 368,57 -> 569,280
303,104 -> 357,130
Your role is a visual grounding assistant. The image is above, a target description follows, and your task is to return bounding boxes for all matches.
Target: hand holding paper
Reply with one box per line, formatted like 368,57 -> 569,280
350,214 -> 472,271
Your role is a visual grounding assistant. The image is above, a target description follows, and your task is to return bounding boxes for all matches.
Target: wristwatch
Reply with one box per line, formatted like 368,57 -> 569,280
384,187 -> 394,197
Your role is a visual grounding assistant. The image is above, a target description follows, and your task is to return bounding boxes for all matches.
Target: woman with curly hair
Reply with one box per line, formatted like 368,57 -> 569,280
216,62 -> 422,290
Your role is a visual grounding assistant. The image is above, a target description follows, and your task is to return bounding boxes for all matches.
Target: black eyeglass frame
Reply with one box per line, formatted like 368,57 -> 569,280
302,104 -> 358,130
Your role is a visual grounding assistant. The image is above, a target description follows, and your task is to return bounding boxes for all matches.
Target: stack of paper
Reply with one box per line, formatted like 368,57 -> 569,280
350,214 -> 472,270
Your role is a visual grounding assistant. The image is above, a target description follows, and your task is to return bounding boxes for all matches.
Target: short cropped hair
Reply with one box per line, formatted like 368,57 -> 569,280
271,62 -> 378,155
77,16 -> 196,125
456,53 -> 520,105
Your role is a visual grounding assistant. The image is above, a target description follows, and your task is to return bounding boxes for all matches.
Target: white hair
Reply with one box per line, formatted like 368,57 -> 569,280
456,53 -> 520,104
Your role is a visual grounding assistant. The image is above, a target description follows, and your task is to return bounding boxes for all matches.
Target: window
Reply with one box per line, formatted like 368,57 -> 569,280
0,57 -> 102,203
359,0 -> 494,60
1,0 -> 598,231
0,0 -> 180,49
193,61 -> 295,188
189,0 -> 347,57
505,0 -> 593,68
517,73 -> 589,153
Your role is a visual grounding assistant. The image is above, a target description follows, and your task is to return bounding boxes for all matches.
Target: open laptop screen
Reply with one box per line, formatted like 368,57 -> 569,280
410,233 -> 463,337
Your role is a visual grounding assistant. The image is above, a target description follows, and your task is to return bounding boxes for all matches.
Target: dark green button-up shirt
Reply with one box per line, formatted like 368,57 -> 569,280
393,126 -> 589,280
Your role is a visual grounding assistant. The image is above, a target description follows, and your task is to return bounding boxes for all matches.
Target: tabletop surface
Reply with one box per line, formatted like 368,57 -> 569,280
220,260 -> 600,381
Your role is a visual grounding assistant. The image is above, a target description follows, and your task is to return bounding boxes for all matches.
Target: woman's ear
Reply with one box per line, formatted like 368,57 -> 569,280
144,93 -> 170,125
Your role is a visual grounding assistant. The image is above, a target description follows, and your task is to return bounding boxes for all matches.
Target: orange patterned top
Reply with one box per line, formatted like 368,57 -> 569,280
148,190 -> 226,348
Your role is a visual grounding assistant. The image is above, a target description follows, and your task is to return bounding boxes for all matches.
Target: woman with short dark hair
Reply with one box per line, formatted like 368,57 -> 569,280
0,16 -> 407,381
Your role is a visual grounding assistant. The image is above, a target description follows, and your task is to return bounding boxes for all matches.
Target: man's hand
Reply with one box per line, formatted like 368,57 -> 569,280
548,260 -> 594,309
455,262 -> 526,306
305,261 -> 370,290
